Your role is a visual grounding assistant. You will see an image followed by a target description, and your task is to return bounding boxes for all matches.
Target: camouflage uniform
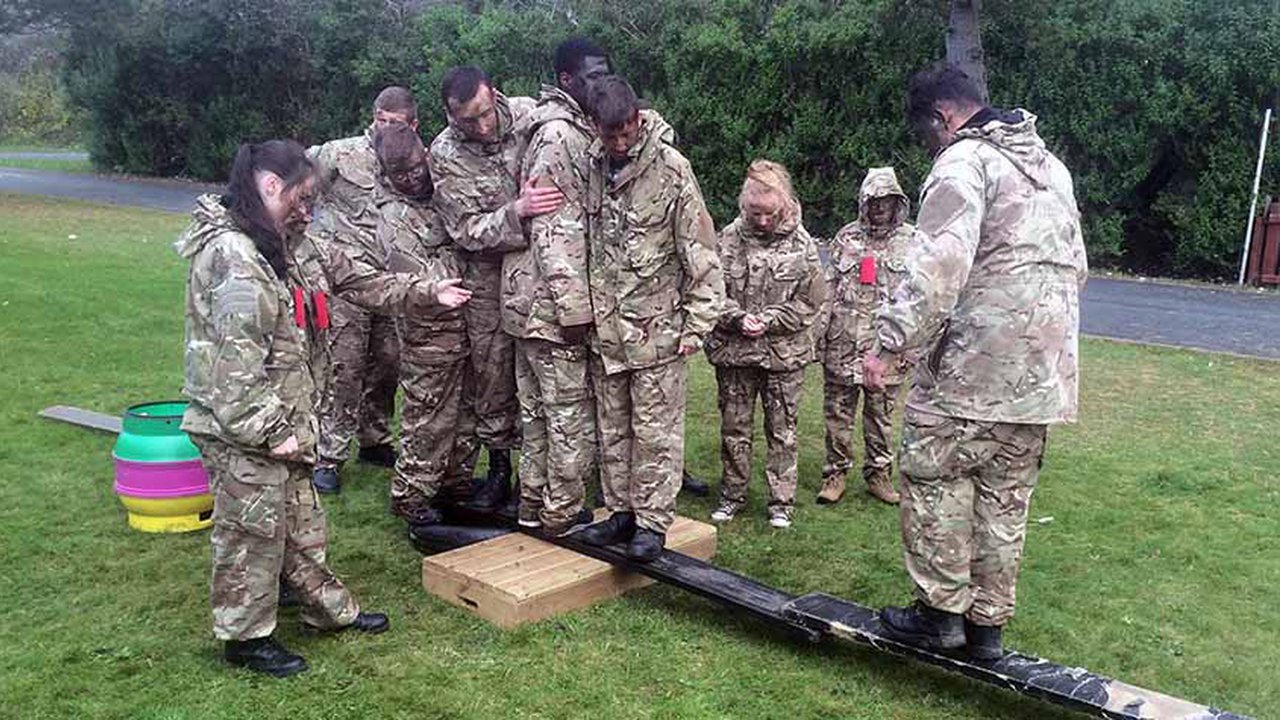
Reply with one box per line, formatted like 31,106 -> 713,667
505,85 -> 598,529
429,91 -> 536,451
875,110 -> 1088,626
375,179 -> 480,518
705,216 -> 826,519
178,194 -> 443,640
585,112 -> 725,534
818,168 -> 915,491
308,133 -> 400,469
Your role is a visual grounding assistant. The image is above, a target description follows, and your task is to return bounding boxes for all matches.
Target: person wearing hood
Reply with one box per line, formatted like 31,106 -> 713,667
864,66 -> 1088,660
503,38 -> 610,536
372,123 -> 482,527
177,139 -> 471,677
429,66 -> 565,513
704,160 -> 826,529
307,86 -> 417,494
816,167 -> 916,507
574,76 -> 725,562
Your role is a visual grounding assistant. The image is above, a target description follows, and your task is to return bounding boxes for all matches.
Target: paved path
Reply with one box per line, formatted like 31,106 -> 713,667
0,151 -> 89,161
3,167 -> 1279,359
0,167 -> 214,213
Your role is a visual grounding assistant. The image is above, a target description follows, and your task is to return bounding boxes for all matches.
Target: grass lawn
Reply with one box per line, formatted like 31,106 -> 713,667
0,192 -> 1276,719
0,144 -> 93,174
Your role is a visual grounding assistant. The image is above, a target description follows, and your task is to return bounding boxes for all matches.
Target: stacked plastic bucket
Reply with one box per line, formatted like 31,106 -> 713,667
112,401 -> 213,532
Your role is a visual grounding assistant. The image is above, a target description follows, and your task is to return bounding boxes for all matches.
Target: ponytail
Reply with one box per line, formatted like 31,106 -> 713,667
221,140 -> 315,280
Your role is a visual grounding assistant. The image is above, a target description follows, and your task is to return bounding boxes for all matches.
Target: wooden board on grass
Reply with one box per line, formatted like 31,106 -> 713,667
421,513 -> 717,628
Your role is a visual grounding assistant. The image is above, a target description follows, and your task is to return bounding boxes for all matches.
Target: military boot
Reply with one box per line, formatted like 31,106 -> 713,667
626,528 -> 666,563
224,636 -> 307,678
878,602 -> 965,651
470,448 -> 512,512
680,471 -> 710,497
391,495 -> 443,526
965,620 -> 1005,661
816,474 -> 846,504
539,508 -> 596,538
865,475 -> 901,505
576,511 -> 636,547
357,443 -> 397,468
312,466 -> 340,495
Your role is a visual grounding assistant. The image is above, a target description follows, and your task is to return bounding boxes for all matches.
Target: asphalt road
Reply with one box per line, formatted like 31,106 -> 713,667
3,166 -> 1279,360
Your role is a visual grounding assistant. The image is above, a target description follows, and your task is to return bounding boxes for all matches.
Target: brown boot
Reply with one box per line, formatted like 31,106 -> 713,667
816,474 -> 846,504
865,475 -> 901,505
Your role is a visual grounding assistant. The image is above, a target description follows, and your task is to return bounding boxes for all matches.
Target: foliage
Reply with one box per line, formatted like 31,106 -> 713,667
53,0 -> 1280,279
0,33 -> 83,146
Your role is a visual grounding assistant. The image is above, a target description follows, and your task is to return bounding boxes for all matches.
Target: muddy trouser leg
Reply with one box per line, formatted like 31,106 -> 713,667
761,368 -> 804,515
391,351 -> 477,514
715,366 -> 760,508
822,374 -> 860,479
317,299 -> 371,469
860,383 -> 899,486
519,338 -> 594,528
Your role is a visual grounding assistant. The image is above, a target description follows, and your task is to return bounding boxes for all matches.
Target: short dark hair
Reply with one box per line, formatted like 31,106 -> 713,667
587,75 -> 639,129
905,63 -> 985,127
373,122 -> 423,173
440,65 -> 490,110
374,86 -> 417,121
554,36 -> 608,77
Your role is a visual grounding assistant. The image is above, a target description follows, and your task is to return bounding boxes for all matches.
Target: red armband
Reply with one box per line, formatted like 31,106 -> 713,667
859,256 -> 877,284
293,287 -> 306,328
313,291 -> 330,329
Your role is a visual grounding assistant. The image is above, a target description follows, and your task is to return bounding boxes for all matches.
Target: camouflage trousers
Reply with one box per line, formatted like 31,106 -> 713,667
317,297 -> 400,468
897,408 -> 1048,626
591,355 -> 687,534
391,332 -> 481,514
715,366 -> 804,515
193,436 -> 359,641
823,375 -> 899,485
464,300 -> 521,451
515,338 -> 596,528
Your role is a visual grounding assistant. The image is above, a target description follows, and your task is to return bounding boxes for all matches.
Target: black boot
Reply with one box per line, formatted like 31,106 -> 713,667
312,466 -> 340,495
539,508 -> 596,538
576,511 -> 636,547
277,579 -> 300,608
224,636 -> 307,678
391,496 -> 443,526
680,470 -> 710,497
965,619 -> 1004,661
357,443 -> 397,468
626,528 -> 665,563
469,448 -> 512,512
878,602 -> 965,651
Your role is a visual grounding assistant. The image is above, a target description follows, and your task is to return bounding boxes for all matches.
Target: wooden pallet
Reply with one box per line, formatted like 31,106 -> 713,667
421,513 -> 717,628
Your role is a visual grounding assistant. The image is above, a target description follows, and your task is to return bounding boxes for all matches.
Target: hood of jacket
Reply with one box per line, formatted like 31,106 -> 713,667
857,166 -> 909,229
174,194 -> 240,259
951,108 -> 1052,189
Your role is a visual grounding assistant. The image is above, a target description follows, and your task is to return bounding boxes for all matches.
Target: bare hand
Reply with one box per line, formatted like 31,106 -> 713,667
863,354 -> 888,392
513,176 -> 565,219
678,341 -> 701,356
270,435 -> 300,458
434,278 -> 472,309
740,314 -> 767,338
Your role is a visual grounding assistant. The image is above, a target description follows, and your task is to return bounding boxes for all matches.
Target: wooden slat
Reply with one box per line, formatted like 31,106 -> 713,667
38,406 -> 122,434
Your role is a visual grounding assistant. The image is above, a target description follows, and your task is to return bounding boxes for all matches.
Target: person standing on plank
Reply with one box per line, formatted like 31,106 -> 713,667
575,76 -> 724,562
178,140 -> 470,677
866,66 -> 1087,660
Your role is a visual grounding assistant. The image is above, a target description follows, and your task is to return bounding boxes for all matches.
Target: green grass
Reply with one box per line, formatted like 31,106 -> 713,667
0,156 -> 94,173
1,192 -> 1276,719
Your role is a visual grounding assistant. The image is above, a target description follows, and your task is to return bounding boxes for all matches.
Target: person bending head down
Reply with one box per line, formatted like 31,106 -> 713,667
587,75 -> 643,164
372,85 -> 419,133
374,123 -> 431,201
222,140 -> 318,278
904,64 -> 986,156
440,66 -> 500,143
738,159 -> 800,238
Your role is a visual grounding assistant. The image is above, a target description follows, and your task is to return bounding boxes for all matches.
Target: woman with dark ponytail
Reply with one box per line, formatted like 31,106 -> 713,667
176,139 -> 470,677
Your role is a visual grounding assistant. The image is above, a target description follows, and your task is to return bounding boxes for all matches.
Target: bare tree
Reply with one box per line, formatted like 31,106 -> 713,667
946,0 -> 989,103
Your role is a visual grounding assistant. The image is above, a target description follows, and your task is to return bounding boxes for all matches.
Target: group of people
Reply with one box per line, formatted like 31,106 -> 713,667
177,35 -> 1087,679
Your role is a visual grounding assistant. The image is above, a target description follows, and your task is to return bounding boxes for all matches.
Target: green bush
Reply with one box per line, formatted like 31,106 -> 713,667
59,0 -> 1280,279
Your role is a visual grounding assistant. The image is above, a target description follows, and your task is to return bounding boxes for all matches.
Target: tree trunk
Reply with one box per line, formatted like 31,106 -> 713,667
946,0 -> 989,103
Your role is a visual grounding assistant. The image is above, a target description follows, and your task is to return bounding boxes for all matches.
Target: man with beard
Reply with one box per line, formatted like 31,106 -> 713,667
865,65 -> 1087,660
430,66 -> 564,512
575,76 -> 724,562
308,86 -> 419,494
373,123 -> 480,526
816,167 -> 916,506
503,38 -> 610,535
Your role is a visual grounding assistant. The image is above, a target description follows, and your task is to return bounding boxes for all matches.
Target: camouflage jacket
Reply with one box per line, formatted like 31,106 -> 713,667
307,131 -> 387,270
876,110 -> 1088,424
374,179 -> 469,365
502,85 -> 595,343
820,168 -> 916,385
429,91 -> 536,314
704,217 -> 826,372
585,111 -> 725,375
177,194 -> 444,463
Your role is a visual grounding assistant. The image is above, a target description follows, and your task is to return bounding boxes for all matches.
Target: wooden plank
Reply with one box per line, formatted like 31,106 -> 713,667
38,406 -> 122,434
422,515 -> 716,628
